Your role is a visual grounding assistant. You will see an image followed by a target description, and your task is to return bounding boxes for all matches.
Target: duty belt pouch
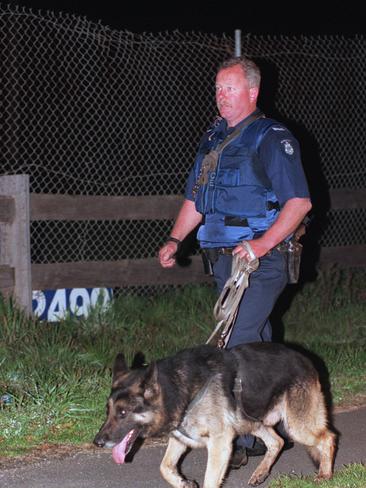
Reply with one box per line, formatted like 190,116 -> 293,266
286,239 -> 303,284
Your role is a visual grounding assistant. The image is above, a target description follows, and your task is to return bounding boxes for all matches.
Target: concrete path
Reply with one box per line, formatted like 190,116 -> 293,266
1,407 -> 365,488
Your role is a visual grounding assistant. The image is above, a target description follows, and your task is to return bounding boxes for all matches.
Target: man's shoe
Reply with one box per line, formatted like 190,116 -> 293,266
230,438 -> 294,469
229,447 -> 248,469
246,438 -> 267,457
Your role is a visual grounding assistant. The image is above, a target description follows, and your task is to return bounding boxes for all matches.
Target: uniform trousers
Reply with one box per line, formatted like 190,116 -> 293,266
212,248 -> 288,448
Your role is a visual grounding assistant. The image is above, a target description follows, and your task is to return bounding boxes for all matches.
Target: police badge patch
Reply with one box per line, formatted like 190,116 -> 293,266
281,139 -> 295,155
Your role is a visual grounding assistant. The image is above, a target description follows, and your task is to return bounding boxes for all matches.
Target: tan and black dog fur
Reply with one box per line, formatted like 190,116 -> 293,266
94,343 -> 336,488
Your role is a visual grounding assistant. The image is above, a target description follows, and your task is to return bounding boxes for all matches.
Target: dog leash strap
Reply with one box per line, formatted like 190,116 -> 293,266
206,241 -> 259,349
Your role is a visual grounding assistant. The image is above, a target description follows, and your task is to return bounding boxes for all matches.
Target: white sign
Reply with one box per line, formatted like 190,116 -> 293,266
32,287 -> 113,322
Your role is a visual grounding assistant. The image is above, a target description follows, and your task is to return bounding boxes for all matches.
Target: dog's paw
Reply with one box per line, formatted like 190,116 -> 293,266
314,472 -> 332,482
248,470 -> 269,486
181,480 -> 199,488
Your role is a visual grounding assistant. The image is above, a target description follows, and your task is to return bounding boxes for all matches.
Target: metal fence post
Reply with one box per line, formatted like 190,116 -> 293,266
0,175 -> 32,314
235,29 -> 241,56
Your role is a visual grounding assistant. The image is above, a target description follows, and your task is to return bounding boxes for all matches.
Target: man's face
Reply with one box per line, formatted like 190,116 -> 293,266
215,65 -> 258,127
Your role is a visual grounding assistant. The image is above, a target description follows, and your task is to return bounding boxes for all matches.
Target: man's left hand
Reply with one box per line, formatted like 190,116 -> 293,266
232,238 -> 269,260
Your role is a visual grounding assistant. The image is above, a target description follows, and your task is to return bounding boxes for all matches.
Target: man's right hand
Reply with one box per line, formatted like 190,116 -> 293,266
158,242 -> 178,268
157,198 -> 203,269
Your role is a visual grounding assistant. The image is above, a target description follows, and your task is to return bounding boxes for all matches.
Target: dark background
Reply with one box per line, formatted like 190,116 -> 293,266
8,1 -> 364,35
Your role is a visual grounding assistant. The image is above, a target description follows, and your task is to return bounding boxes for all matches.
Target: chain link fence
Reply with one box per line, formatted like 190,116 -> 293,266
1,4 -> 365,294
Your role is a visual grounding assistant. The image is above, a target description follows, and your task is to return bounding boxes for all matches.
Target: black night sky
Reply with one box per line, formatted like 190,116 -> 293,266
8,1 -> 365,36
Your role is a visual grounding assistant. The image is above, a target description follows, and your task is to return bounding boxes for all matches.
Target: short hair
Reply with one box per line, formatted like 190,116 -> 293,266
217,56 -> 261,88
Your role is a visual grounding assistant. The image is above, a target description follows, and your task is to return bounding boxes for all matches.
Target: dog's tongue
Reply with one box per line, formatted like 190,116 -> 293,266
112,430 -> 135,464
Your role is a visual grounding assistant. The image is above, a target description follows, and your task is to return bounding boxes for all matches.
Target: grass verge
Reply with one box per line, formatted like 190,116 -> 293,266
269,463 -> 366,487
0,266 -> 365,486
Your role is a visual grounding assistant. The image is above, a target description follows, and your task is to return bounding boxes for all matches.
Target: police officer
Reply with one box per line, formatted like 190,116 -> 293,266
159,56 -> 312,467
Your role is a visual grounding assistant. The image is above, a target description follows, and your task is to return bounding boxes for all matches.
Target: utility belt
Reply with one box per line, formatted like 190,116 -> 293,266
201,238 -> 302,284
201,247 -> 234,275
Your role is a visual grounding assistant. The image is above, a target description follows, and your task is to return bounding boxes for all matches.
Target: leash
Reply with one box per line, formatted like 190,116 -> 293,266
206,241 -> 259,349
178,248 -> 260,440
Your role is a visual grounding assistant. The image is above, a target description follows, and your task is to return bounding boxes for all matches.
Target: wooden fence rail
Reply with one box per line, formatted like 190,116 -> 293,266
1,175 -> 366,314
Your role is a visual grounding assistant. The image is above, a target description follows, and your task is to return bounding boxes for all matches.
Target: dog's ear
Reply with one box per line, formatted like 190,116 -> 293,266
112,353 -> 128,383
142,362 -> 160,400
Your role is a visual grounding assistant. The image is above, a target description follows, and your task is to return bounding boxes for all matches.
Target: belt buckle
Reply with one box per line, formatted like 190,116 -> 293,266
219,247 -> 234,256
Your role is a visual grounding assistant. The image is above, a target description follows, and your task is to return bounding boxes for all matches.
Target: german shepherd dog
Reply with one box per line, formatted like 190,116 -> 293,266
94,343 -> 336,487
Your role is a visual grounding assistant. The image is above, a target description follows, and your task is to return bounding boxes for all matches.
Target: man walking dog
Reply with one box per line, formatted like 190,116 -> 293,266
159,56 -> 312,466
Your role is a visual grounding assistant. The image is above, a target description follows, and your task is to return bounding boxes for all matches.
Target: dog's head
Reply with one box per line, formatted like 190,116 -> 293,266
93,352 -> 162,464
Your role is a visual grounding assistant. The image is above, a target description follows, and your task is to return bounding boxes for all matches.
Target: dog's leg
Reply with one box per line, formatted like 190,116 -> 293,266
202,435 -> 233,488
306,430 -> 336,481
285,383 -> 336,481
247,426 -> 284,486
160,437 -> 197,488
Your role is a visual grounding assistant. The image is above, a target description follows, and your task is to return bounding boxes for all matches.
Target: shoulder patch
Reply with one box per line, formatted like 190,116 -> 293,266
281,139 -> 295,155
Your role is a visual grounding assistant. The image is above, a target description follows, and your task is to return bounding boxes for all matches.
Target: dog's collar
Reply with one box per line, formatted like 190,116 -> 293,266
172,425 -> 192,442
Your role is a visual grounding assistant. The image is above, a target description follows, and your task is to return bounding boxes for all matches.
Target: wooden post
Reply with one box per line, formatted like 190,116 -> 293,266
0,175 -> 32,314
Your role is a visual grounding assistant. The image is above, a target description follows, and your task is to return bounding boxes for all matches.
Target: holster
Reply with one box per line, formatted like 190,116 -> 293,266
201,249 -> 217,276
285,239 -> 303,284
276,239 -> 303,284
